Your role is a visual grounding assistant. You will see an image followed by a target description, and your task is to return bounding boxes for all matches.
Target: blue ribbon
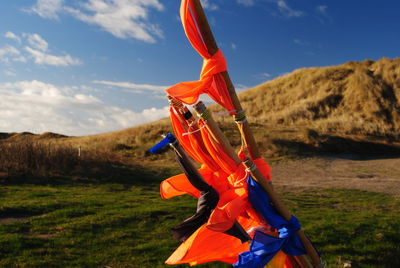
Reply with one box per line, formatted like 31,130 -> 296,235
233,176 -> 306,267
148,133 -> 176,154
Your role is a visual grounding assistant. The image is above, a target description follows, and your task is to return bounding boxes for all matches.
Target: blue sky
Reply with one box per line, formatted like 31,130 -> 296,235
0,0 -> 399,136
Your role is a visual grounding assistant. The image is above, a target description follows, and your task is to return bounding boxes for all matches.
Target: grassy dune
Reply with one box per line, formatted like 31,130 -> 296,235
40,58 -> 400,159
238,58 -> 400,137
2,58 -> 399,164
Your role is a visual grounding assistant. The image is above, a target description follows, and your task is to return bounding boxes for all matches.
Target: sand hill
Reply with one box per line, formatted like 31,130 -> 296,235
237,57 -> 400,140
2,58 -> 399,158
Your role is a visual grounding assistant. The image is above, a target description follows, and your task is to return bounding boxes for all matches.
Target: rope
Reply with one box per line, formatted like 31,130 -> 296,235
245,161 -> 257,173
182,124 -> 207,136
215,109 -> 237,116
196,108 -> 211,120
234,171 -> 249,187
234,110 -> 247,123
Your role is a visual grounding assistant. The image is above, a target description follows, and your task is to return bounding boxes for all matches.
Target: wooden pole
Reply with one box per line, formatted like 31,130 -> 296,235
184,2 -> 323,266
191,0 -> 261,160
193,101 -> 318,268
243,158 -> 322,267
193,101 -> 241,165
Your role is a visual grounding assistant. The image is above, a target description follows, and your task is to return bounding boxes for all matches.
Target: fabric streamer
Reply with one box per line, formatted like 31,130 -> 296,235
165,0 -> 235,113
233,177 -> 307,267
156,0 -> 320,266
171,147 -> 250,243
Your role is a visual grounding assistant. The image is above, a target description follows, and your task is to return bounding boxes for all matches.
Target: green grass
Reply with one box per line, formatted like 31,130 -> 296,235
1,182 -> 399,268
283,189 -> 400,267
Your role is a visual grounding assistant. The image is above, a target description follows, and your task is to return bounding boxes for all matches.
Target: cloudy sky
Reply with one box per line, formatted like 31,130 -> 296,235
1,0 -> 399,136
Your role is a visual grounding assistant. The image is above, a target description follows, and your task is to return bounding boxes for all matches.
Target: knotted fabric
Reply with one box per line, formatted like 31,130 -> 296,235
165,0 -> 235,113
233,177 -> 306,267
170,142 -> 250,243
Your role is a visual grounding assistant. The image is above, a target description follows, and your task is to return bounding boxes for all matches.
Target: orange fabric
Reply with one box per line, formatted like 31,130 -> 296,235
199,120 -> 237,175
187,128 -> 220,172
207,188 -> 248,232
160,166 -> 230,199
162,1 -> 298,267
170,107 -> 202,163
198,165 -> 230,195
180,0 -> 209,58
265,251 -> 292,268
160,173 -> 200,199
165,0 -> 235,113
228,164 -> 247,186
238,146 -> 272,183
165,217 -> 256,265
254,158 -> 272,182
170,106 -> 221,171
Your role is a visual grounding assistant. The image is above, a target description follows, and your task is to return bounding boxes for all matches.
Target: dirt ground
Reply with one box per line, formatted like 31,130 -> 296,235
270,156 -> 400,198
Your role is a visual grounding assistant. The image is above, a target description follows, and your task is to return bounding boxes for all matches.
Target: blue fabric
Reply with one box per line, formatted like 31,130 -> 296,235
148,133 -> 176,154
234,231 -> 286,268
233,176 -> 306,267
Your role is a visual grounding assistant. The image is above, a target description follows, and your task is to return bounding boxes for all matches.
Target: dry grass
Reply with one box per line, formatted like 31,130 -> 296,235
1,58 -> 399,165
0,139 -> 117,179
236,57 -> 400,140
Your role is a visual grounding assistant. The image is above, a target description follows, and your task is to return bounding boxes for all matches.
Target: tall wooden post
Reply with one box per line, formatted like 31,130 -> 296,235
187,1 -> 323,267
191,0 -> 261,160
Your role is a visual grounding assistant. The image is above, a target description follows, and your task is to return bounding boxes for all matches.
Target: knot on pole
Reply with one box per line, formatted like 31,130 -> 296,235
234,110 -> 247,123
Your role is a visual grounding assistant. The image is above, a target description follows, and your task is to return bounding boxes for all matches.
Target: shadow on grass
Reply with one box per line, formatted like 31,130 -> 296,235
273,134 -> 400,160
0,160 -> 178,187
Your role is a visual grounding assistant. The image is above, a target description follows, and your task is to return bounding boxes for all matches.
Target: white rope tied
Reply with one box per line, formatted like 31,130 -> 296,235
234,171 -> 249,187
215,109 -> 237,116
235,118 -> 248,124
182,124 -> 207,136
245,162 -> 257,173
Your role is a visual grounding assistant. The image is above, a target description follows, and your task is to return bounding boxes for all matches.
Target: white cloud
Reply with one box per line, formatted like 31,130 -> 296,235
231,43 -> 237,50
274,0 -> 304,18
5,31 -> 21,43
4,70 -> 17,76
316,5 -> 328,15
260,72 -> 271,78
0,45 -> 20,57
253,72 -> 272,80
0,45 -> 21,63
1,32 -> 81,66
237,0 -> 255,7
25,46 -> 82,66
26,33 -> 49,51
235,84 -> 249,92
28,0 -> 165,43
0,80 -> 169,136
201,0 -> 219,10
293,38 -> 308,46
315,5 -> 332,24
236,0 -> 304,18
92,80 -> 167,94
29,0 -> 64,19
13,56 -> 28,63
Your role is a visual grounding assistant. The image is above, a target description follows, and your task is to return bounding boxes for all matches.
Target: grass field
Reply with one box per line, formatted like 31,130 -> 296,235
1,177 -> 399,268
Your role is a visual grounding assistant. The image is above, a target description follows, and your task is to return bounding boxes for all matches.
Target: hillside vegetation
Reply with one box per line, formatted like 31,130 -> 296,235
51,58 -> 400,157
238,57 -> 400,140
1,58 -> 399,170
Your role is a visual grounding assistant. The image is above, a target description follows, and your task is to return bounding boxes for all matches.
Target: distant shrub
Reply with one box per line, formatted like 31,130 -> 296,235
0,141 -> 113,178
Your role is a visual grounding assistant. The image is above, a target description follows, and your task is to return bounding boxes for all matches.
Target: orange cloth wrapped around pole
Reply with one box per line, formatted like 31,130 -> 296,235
159,0 -> 317,266
170,105 -> 220,171
165,0 -> 235,113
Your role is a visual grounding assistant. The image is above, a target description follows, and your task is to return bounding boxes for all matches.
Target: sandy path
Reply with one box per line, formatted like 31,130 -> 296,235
270,157 -> 400,198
